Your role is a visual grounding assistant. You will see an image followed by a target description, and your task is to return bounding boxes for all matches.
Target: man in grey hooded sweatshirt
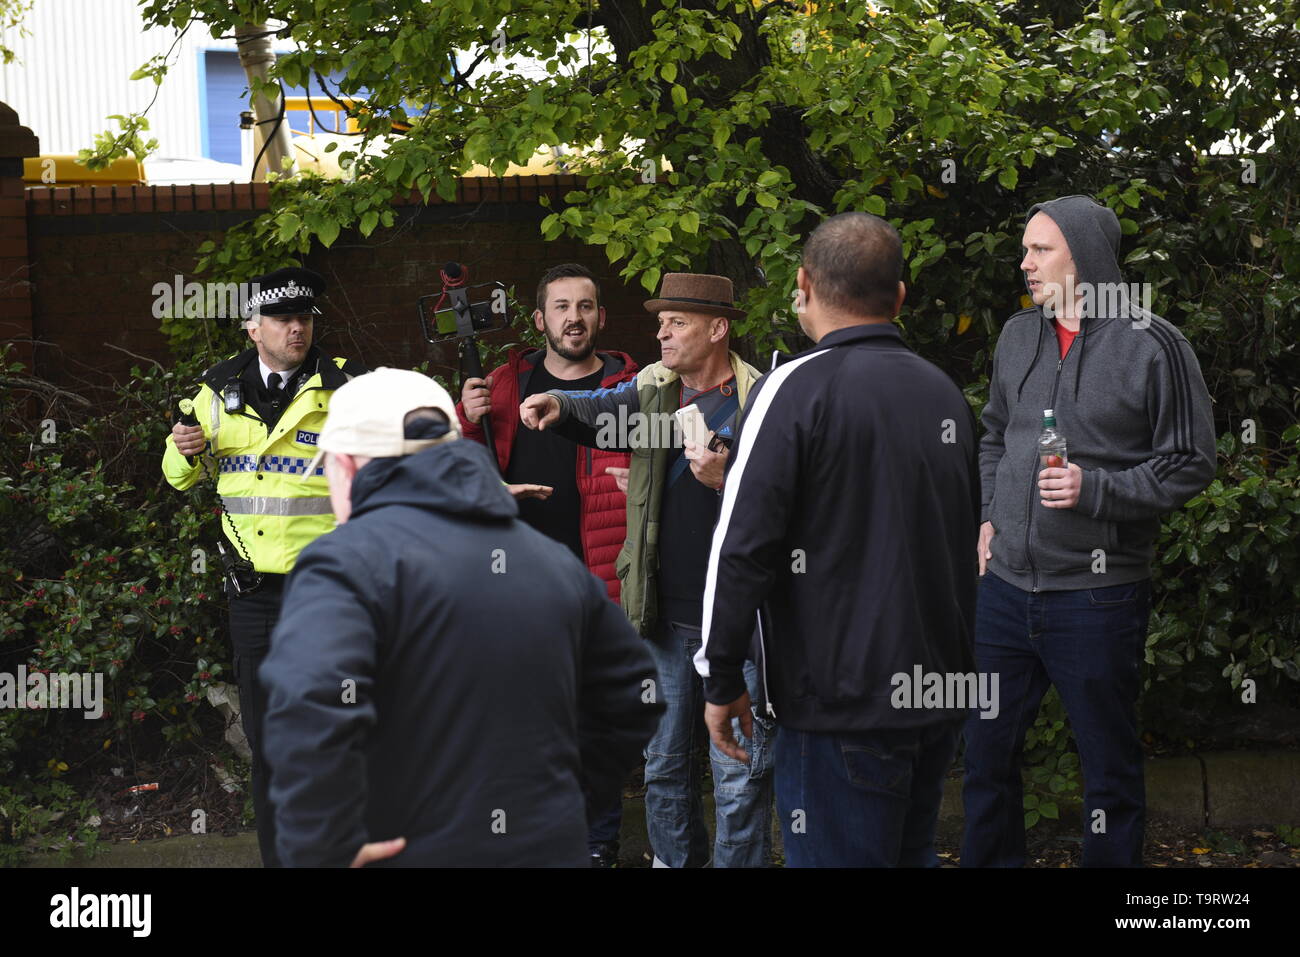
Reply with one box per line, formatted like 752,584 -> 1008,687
962,195 -> 1216,867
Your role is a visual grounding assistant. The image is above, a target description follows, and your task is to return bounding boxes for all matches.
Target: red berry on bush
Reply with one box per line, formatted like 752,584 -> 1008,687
132,710 -> 145,722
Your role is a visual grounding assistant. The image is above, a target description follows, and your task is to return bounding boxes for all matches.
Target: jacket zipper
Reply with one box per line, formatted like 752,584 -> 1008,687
1023,329 -> 1076,593
756,610 -> 775,718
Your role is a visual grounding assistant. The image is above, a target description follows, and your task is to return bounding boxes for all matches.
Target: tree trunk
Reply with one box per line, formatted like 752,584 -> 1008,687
235,23 -> 297,181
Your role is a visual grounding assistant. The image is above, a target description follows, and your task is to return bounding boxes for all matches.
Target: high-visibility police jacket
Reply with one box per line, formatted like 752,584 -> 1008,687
162,348 -> 366,575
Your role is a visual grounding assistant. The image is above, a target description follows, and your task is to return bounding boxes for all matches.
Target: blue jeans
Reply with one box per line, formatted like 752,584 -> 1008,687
961,571 -> 1150,868
775,721 -> 962,867
643,620 -> 774,867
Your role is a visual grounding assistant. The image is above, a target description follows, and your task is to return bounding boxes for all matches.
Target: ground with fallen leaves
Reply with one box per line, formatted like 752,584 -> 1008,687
933,816 -> 1300,868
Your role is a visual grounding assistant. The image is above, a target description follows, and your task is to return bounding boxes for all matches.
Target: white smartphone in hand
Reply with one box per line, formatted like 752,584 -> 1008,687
674,404 -> 710,447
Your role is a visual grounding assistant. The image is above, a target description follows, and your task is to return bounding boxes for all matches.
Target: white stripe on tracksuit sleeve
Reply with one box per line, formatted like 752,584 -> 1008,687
693,348 -> 831,685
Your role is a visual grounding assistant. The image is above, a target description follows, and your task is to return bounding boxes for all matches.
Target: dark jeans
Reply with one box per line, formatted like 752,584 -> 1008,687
961,571 -> 1150,868
587,783 -> 623,851
228,574 -> 286,868
775,720 -> 962,867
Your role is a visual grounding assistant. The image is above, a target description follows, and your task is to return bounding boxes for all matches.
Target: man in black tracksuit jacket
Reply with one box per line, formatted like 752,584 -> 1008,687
696,213 -> 981,867
260,368 -> 663,866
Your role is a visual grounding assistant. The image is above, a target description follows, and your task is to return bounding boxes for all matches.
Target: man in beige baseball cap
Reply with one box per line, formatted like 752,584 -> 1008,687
262,366 -> 663,866
304,367 -> 548,514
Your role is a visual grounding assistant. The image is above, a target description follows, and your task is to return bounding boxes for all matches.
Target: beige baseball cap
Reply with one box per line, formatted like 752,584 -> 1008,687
303,367 -> 460,479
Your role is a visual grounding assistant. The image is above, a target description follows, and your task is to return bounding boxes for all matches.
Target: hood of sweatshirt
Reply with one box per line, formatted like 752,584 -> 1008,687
347,438 -> 518,523
1025,194 -> 1124,294
1018,194 -> 1126,400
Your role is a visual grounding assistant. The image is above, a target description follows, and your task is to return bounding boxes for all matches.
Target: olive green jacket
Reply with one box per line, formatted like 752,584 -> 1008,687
549,351 -> 761,637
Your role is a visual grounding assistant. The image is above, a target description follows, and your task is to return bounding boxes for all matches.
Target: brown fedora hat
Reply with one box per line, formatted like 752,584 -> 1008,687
644,272 -> 747,320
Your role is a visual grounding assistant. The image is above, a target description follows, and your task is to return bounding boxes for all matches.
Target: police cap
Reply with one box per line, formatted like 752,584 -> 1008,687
245,267 -> 325,319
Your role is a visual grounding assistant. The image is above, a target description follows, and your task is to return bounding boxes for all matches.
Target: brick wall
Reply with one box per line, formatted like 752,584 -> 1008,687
0,102 -> 39,372
19,177 -> 661,394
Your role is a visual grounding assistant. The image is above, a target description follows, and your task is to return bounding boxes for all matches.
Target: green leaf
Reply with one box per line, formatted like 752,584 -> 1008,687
863,195 -> 886,216
679,211 -> 700,235
464,132 -> 492,166
998,167 -> 1019,190
928,34 -> 949,56
317,219 -> 340,248
671,84 -> 688,109
641,266 -> 661,294
755,191 -> 778,209
359,210 -> 380,236
275,212 -> 301,244
661,62 -> 677,84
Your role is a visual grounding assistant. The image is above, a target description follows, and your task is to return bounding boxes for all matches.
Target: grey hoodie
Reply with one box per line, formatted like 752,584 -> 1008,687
981,195 -> 1217,591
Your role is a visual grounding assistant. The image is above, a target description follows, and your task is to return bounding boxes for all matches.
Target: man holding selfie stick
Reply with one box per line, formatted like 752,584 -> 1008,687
455,263 -> 638,866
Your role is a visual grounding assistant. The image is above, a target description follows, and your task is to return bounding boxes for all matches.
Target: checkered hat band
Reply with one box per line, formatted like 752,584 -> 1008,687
247,284 -> 313,310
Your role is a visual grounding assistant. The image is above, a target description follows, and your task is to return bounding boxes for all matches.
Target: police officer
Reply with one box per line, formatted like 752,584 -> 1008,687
162,267 -> 366,867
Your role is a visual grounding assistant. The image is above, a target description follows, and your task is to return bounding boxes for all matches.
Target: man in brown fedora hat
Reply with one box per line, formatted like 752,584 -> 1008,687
520,273 -> 774,867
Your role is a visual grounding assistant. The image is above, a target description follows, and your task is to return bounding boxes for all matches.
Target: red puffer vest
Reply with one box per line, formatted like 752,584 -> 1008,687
455,348 -> 637,601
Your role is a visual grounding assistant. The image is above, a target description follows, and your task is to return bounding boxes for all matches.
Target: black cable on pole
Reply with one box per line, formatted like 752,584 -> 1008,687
250,80 -> 289,180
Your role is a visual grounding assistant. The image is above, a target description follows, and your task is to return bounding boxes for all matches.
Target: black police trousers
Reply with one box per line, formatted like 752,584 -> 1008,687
228,573 -> 287,868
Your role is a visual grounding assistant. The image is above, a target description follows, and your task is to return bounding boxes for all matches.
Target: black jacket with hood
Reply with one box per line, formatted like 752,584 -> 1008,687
259,438 -> 663,866
982,195 -> 1217,592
